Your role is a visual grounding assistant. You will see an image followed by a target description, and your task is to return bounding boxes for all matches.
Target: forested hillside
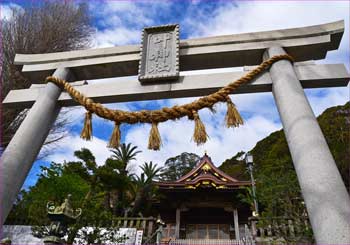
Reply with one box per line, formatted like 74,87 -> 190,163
219,102 -> 350,217
220,102 -> 349,190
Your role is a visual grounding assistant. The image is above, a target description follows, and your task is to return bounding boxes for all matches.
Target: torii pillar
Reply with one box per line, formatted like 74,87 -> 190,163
0,68 -> 74,227
265,46 -> 350,244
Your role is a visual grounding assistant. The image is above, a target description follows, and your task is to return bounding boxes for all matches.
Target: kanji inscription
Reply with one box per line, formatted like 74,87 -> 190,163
139,24 -> 179,83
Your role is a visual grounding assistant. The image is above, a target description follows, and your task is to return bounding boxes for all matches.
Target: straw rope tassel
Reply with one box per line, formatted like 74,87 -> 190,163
192,111 -> 208,145
45,54 -> 293,126
44,54 -> 293,150
225,96 -> 244,128
148,122 -> 162,150
80,111 -> 92,140
108,122 -> 121,148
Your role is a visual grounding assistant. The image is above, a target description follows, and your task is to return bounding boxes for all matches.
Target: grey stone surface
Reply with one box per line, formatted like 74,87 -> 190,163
0,68 -> 73,226
3,63 -> 349,109
2,225 -> 43,244
13,20 -> 344,83
139,24 -> 179,82
266,46 -> 350,244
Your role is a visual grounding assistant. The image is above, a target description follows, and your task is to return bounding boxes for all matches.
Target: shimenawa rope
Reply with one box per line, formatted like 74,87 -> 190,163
45,54 -> 294,150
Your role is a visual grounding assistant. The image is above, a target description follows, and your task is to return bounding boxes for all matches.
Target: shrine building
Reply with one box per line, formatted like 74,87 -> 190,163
152,154 -> 251,241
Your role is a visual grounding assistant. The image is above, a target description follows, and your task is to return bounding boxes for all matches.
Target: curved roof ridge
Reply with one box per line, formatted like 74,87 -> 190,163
175,154 -> 241,183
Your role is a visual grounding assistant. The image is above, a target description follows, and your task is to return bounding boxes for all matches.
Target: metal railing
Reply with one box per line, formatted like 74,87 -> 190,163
110,217 -> 156,238
169,239 -> 242,245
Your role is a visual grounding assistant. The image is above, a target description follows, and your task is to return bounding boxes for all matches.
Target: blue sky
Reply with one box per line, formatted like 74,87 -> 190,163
1,0 -> 349,189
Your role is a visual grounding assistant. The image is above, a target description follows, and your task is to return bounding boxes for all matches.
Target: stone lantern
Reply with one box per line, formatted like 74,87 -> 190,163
44,194 -> 82,244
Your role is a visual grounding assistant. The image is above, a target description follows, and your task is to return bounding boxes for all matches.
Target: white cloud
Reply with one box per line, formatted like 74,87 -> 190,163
186,1 -> 348,38
47,134 -> 112,166
124,113 -> 281,173
0,3 -> 23,20
37,1 -> 350,179
184,1 -> 350,69
306,87 -> 350,116
92,1 -> 172,47
93,27 -> 141,48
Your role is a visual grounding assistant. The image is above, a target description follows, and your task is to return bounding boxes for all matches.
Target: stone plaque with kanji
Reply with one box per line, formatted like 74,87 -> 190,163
138,24 -> 179,83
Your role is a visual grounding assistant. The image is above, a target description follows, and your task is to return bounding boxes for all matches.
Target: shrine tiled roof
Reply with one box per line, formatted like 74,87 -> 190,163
156,154 -> 250,190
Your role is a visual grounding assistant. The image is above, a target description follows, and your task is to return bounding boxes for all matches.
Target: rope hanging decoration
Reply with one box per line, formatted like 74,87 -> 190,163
45,54 -> 294,150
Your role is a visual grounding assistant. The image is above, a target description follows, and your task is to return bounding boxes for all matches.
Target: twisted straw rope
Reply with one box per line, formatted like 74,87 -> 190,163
45,54 -> 294,124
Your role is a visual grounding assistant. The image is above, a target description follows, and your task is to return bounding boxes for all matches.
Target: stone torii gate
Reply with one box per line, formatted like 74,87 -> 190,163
1,21 -> 350,244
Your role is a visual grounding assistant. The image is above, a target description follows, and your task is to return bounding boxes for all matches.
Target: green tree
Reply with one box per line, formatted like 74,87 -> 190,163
316,102 -> 350,191
141,161 -> 162,181
160,152 -> 200,181
97,157 -> 133,215
109,143 -> 142,175
6,145 -> 146,243
65,148 -> 104,244
6,162 -> 89,226
131,162 -> 163,216
105,143 -> 142,215
219,102 -> 350,216
251,102 -> 350,216
219,151 -> 249,180
218,103 -> 350,243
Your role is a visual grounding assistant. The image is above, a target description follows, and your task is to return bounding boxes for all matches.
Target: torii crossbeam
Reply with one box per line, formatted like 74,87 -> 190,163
1,20 -> 350,244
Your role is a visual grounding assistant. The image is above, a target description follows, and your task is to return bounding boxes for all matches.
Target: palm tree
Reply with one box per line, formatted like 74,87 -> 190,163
141,161 -> 162,181
107,143 -> 141,215
110,143 -> 141,175
131,162 -> 162,216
